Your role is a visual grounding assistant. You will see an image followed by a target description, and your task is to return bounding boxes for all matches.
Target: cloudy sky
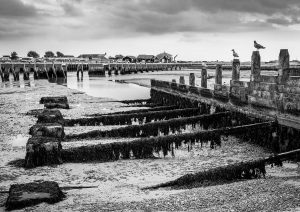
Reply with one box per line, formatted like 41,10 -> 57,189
1,0 -> 300,61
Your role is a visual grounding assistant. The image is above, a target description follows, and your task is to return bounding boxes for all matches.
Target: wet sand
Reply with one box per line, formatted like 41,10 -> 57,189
0,79 -> 300,211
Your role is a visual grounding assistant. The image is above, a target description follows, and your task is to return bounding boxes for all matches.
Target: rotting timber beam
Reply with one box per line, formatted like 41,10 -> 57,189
144,146 -> 300,190
64,108 -> 204,126
86,105 -> 179,117
61,122 -> 274,163
65,112 -> 231,139
65,111 -> 264,140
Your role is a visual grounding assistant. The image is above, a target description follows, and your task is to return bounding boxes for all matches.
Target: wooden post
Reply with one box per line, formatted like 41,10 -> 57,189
279,49 -> 290,70
179,76 -> 185,84
189,73 -> 195,86
215,64 -> 222,85
251,51 -> 261,82
278,49 -> 290,83
201,67 -> 207,88
232,59 -> 240,81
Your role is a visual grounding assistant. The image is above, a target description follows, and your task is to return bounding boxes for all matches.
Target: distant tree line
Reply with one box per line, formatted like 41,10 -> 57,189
8,51 -> 66,60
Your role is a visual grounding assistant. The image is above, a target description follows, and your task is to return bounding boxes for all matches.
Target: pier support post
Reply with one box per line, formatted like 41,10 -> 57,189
215,64 -> 222,85
0,63 -> 3,82
189,73 -> 195,86
278,49 -> 290,83
201,67 -> 207,88
179,76 -> 185,84
251,51 -> 261,82
232,59 -> 240,81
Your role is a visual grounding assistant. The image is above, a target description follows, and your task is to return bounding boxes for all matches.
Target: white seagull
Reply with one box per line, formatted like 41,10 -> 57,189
231,49 -> 239,58
254,40 -> 266,50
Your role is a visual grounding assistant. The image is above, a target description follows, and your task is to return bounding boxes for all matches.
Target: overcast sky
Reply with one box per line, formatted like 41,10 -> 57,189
1,0 -> 300,61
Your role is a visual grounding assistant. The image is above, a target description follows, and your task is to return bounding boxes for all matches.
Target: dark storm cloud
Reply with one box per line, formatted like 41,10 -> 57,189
60,2 -> 83,16
102,0 -> 300,35
0,0 -> 37,17
126,0 -> 300,16
58,0 -> 83,16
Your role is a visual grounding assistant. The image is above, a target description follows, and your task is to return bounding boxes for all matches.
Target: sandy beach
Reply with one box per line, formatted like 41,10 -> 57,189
0,79 -> 300,212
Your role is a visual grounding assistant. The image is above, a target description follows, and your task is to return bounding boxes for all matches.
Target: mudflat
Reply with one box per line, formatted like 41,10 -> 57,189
0,80 -> 300,211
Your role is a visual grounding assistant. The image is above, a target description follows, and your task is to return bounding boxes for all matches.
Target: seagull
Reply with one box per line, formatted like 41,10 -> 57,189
231,49 -> 239,58
254,40 -> 266,50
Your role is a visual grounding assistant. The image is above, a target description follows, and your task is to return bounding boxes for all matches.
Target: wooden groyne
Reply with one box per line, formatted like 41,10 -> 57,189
150,49 -> 300,152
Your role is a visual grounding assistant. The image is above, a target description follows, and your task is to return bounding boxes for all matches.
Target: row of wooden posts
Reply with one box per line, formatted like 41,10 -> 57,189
176,58 -> 241,88
0,64 -> 67,82
177,49 -> 293,88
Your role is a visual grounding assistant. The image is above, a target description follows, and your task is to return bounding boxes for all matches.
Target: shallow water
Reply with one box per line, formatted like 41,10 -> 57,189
0,69 -> 251,100
62,69 -> 251,100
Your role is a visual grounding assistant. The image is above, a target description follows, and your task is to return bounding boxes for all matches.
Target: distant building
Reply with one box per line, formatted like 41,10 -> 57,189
78,53 -> 108,63
155,52 -> 173,63
137,55 -> 155,63
123,56 -> 136,63
0,55 -> 11,62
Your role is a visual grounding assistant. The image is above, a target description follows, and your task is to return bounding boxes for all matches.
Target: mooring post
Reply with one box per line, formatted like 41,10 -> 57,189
232,59 -> 240,81
251,51 -> 261,82
189,73 -> 195,86
215,64 -> 222,85
278,49 -> 290,84
179,76 -> 185,84
201,67 -> 207,88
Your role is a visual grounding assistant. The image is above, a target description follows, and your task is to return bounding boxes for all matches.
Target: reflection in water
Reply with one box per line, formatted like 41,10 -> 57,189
65,73 -> 151,100
48,77 -> 67,85
1,69 -> 252,101
0,73 -> 35,89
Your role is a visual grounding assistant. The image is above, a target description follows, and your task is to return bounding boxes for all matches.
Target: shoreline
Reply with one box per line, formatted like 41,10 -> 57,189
0,80 -> 300,211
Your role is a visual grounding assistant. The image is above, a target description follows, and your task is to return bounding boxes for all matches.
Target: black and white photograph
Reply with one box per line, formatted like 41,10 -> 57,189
0,0 -> 300,211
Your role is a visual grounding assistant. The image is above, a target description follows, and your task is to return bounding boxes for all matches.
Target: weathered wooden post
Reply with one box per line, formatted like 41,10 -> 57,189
251,51 -> 261,82
278,49 -> 290,112
179,76 -> 185,84
0,63 -> 3,82
201,67 -> 207,88
189,73 -> 195,86
278,49 -> 290,83
215,64 -> 222,85
24,64 -> 29,81
232,59 -> 240,81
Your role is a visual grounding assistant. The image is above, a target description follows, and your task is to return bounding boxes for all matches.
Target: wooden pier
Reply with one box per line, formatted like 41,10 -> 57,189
0,62 -> 202,81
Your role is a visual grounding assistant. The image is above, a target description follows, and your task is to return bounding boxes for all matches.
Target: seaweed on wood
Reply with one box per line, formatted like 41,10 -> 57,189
66,112 -> 233,139
65,108 -> 203,126
66,111 -> 264,140
146,160 -> 266,189
87,105 -> 179,117
62,122 -> 274,163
